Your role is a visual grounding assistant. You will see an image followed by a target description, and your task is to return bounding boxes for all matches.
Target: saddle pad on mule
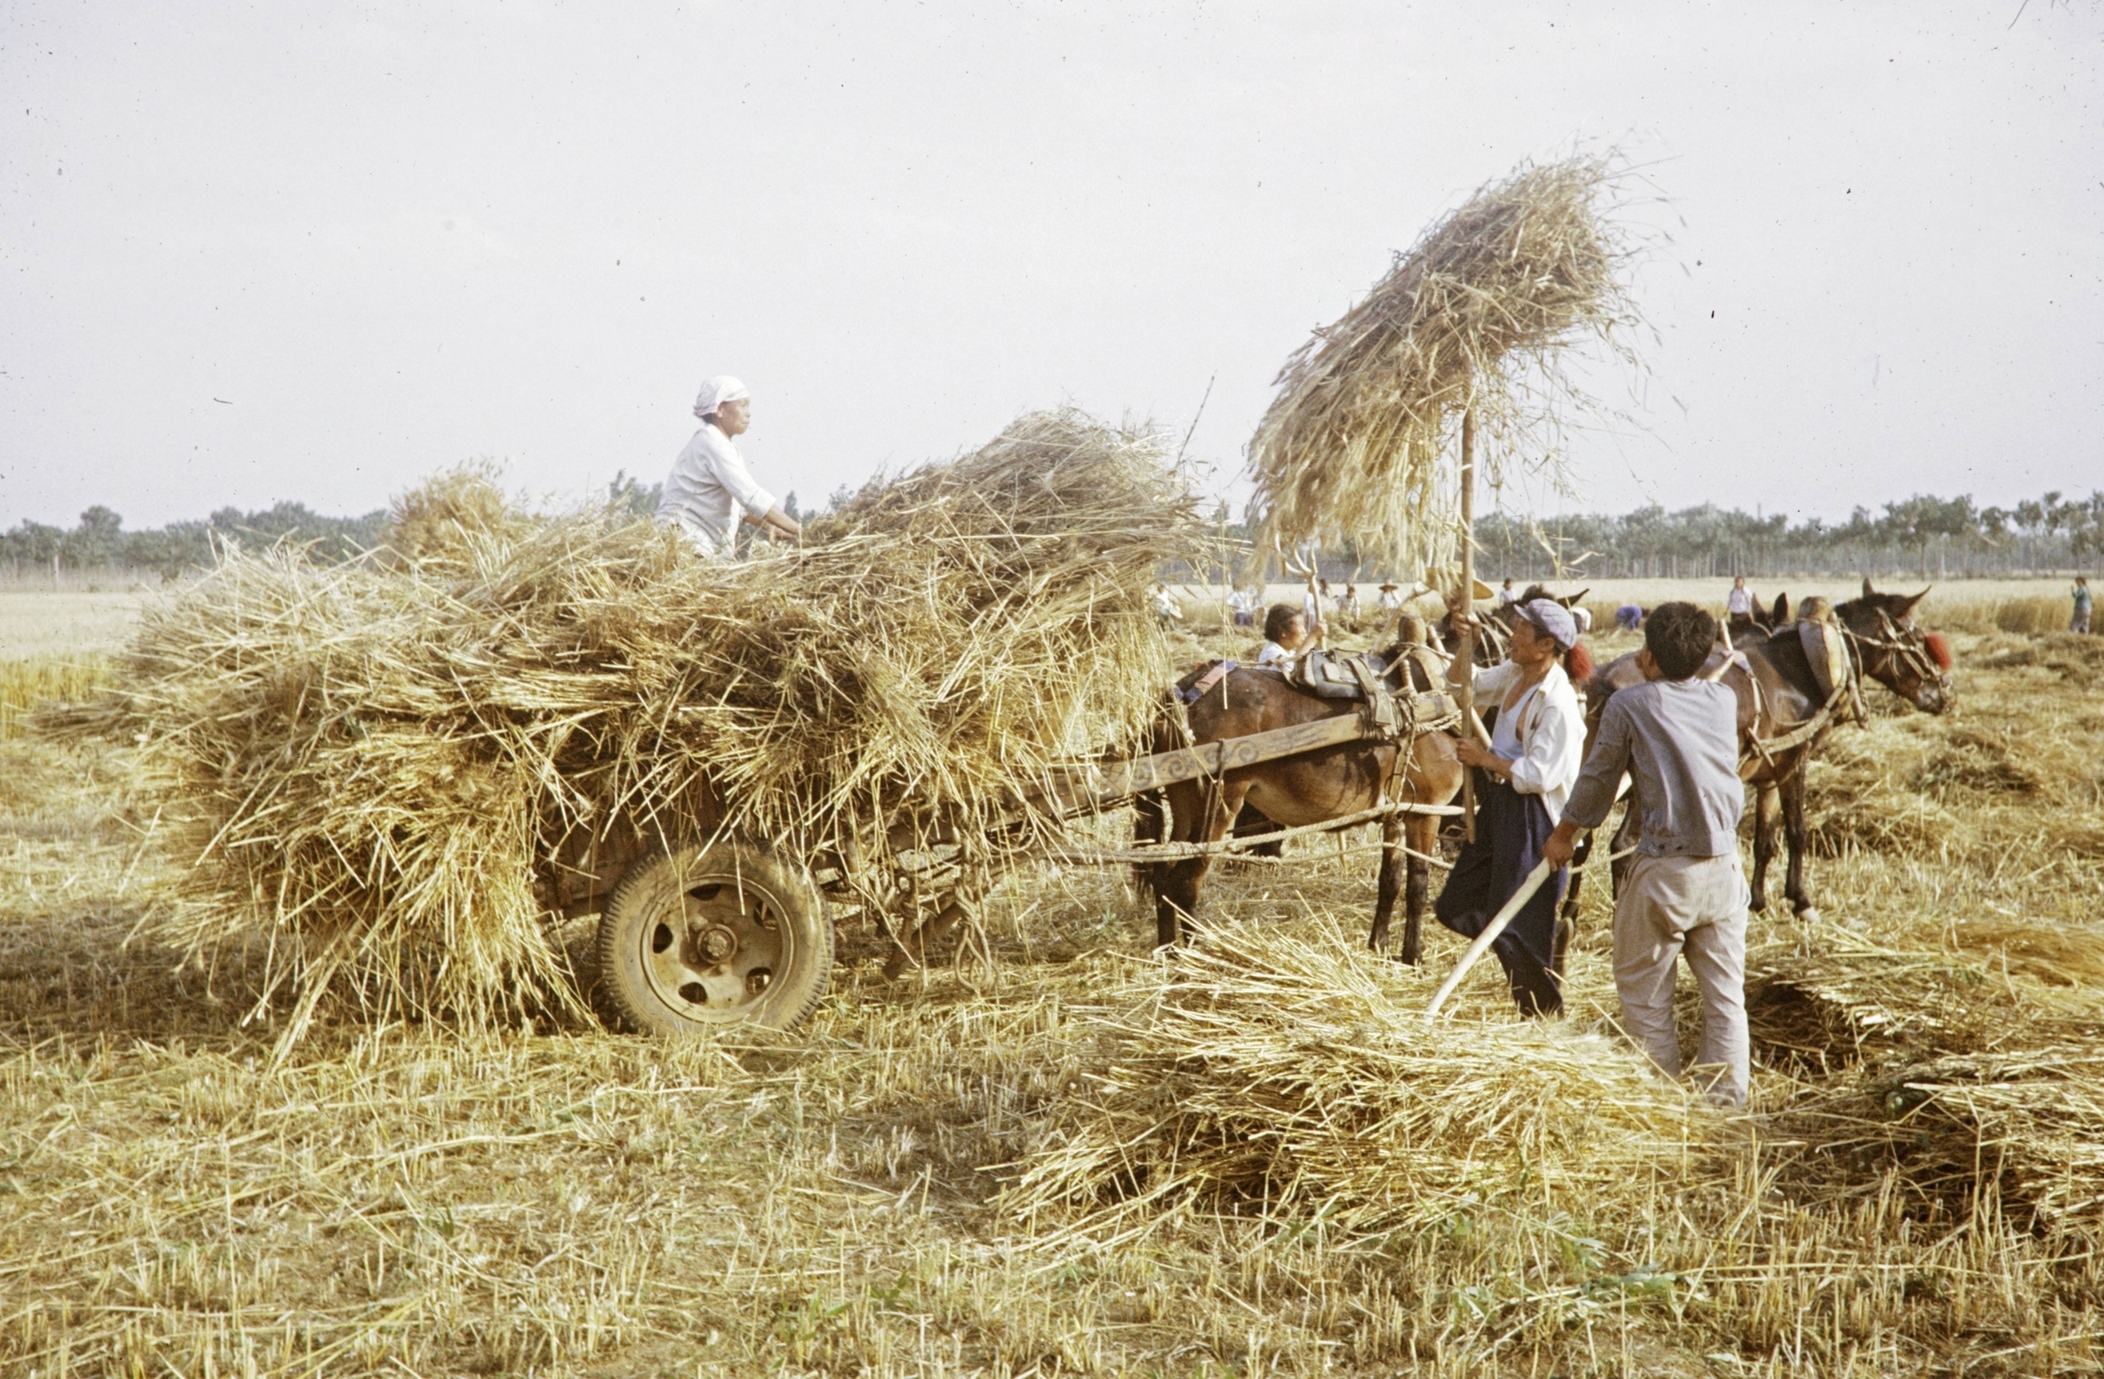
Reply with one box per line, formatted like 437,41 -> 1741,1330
1291,649 -> 1407,702
1797,619 -> 1851,701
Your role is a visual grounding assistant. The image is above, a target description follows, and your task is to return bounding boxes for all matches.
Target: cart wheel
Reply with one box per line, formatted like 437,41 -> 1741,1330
595,840 -> 831,1036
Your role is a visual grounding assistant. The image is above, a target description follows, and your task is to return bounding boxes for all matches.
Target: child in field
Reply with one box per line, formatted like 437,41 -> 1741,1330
1544,601 -> 1751,1107
1256,603 -> 1309,670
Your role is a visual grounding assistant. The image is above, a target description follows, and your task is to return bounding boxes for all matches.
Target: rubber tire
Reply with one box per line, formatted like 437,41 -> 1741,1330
594,839 -> 831,1036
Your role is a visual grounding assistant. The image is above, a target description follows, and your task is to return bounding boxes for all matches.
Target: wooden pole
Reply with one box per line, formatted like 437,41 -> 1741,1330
1456,403 -> 1478,842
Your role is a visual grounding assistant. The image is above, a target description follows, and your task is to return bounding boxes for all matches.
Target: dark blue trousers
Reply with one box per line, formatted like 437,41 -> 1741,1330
1435,774 -> 1569,1016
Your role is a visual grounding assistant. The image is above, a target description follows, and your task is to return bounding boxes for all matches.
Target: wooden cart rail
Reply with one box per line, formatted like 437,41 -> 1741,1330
1055,687 -> 1461,813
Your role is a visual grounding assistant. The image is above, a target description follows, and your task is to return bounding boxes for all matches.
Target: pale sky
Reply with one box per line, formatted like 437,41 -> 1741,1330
2,1 -> 2098,531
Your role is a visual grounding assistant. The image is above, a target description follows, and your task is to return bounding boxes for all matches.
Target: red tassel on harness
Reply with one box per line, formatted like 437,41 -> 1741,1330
1924,633 -> 1953,672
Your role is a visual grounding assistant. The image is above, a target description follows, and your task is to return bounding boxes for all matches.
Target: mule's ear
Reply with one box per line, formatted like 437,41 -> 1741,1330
1771,593 -> 1789,624
1862,576 -> 1876,598
1898,587 -> 1930,616
1568,587 -> 1590,606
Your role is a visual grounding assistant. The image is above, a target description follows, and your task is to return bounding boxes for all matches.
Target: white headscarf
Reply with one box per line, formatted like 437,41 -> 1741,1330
693,375 -> 750,421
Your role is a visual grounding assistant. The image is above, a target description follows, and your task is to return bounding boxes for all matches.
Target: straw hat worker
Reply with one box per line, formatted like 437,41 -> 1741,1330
658,375 -> 802,557
1436,598 -> 1588,1017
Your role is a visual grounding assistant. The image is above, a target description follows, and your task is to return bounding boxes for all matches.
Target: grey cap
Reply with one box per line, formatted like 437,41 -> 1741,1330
1521,598 -> 1578,651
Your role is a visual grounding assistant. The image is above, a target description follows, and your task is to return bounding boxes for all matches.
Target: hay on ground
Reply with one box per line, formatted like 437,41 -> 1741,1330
1748,911 -> 2104,1230
1247,155 -> 1642,573
1002,918 -> 1718,1243
89,409 -> 1207,1045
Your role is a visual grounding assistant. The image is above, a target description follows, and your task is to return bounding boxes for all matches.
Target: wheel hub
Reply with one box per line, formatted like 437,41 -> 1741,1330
696,923 -> 739,963
636,876 -> 790,1022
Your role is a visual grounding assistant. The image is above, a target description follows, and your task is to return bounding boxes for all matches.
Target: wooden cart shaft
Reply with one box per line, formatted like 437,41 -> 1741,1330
1052,687 -> 1459,814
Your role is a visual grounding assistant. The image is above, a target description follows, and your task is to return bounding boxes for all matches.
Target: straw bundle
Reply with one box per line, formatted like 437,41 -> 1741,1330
1247,156 -> 1641,571
380,458 -> 536,568
1749,916 -> 2104,1229
103,409 -> 1205,1044
1002,918 -> 1716,1241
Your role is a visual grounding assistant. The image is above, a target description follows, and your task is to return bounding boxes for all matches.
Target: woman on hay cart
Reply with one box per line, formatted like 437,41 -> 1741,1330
1436,598 -> 1589,1017
659,375 -> 803,557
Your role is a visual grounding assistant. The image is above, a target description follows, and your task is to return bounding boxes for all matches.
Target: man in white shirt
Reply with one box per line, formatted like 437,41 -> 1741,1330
658,375 -> 802,557
1496,577 -> 1520,606
1725,576 -> 1756,638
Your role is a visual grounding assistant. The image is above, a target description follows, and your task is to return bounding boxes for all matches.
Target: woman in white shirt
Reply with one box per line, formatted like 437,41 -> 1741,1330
1434,598 -> 1589,1016
658,376 -> 802,557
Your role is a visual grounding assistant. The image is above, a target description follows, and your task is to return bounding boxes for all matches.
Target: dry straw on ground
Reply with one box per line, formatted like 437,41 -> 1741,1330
68,409 -> 1206,1047
0,655 -> 109,741
1247,155 -> 1643,572
8,619 -> 2104,1373
1003,917 -> 1717,1245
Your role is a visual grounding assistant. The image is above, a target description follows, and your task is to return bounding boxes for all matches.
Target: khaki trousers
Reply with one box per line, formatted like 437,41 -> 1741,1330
1612,852 -> 1751,1108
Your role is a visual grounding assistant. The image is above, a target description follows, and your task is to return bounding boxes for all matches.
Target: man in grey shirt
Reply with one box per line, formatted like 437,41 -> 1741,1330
1544,601 -> 1751,1107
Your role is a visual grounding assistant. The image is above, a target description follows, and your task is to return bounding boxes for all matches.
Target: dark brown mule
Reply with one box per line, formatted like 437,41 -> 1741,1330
1586,581 -> 1953,920
1137,652 -> 1465,960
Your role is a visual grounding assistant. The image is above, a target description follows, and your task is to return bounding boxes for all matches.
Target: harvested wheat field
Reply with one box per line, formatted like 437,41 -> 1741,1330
5,551 -> 2104,1375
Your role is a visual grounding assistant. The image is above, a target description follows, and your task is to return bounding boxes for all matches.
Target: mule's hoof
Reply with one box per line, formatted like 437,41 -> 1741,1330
881,951 -> 916,980
1795,906 -> 1822,924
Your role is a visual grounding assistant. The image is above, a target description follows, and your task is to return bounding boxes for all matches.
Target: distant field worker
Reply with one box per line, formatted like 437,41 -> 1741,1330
1615,603 -> 1644,631
1544,601 -> 1751,1108
659,375 -> 802,557
1436,598 -> 1587,1017
1726,577 -> 1756,637
1153,583 -> 1184,627
2074,577 -> 2092,634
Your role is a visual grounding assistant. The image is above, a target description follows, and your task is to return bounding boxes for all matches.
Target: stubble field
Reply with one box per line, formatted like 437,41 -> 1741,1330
2,583 -> 2102,1376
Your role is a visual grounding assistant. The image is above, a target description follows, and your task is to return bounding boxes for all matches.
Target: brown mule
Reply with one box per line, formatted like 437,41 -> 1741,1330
1137,651 -> 1466,961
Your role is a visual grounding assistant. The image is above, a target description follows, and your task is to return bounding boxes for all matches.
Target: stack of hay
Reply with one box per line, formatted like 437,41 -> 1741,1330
1002,918 -> 1717,1242
100,409 -> 1206,1043
1748,915 -> 2104,1232
1245,155 -> 1642,574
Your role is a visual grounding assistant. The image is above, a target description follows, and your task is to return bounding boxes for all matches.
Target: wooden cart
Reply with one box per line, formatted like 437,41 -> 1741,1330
551,687 -> 1460,1036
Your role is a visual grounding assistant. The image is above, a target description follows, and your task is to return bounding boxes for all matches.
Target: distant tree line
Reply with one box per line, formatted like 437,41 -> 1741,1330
1,501 -> 390,581
1474,490 -> 2104,582
0,471 -> 808,584
12,483 -> 2098,586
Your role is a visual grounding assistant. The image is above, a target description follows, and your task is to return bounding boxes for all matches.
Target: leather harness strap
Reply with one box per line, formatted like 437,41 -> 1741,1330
1189,661 -> 1231,702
